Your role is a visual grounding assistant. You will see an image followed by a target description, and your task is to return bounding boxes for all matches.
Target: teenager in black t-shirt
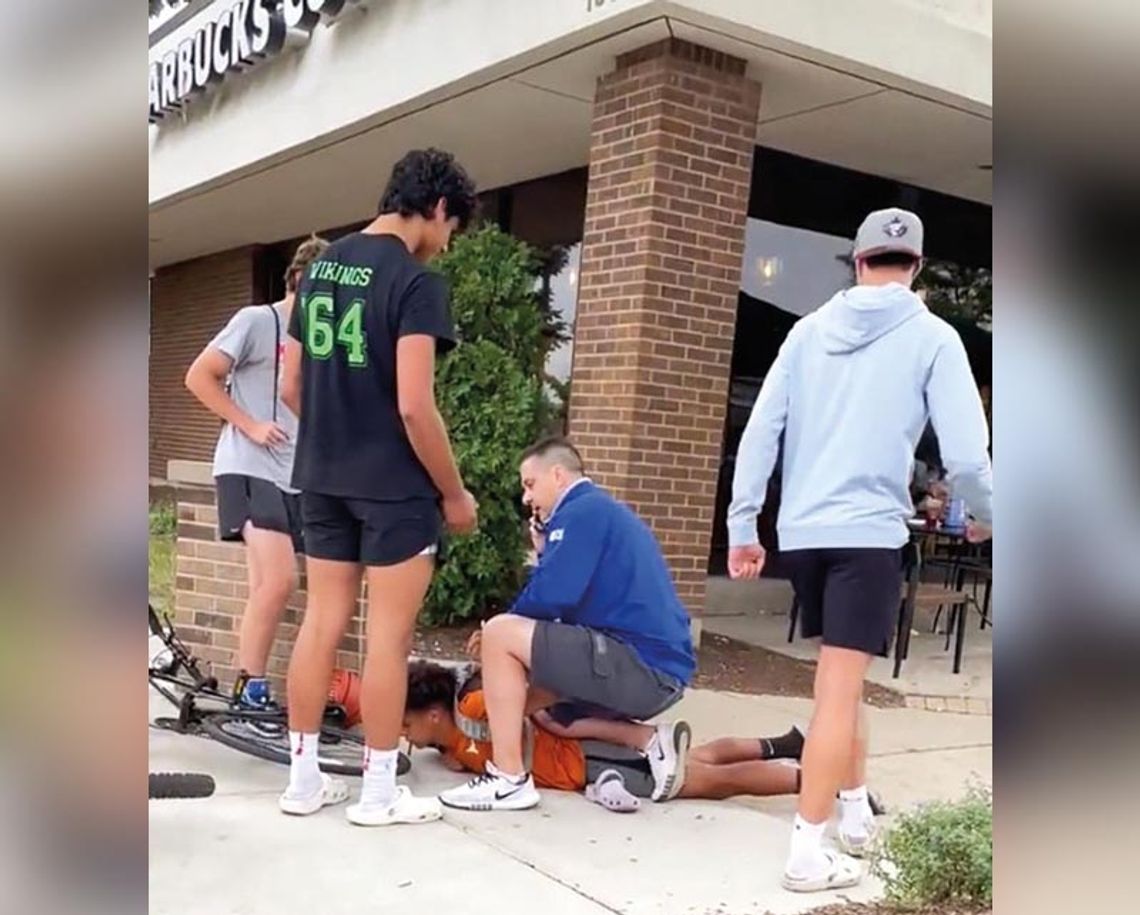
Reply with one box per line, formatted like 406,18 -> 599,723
277,149 -> 479,825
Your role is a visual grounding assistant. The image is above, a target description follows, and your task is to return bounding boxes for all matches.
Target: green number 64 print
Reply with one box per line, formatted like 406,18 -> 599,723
304,294 -> 367,367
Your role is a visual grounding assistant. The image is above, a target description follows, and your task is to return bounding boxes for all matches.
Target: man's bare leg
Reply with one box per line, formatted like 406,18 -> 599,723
481,614 -> 538,775
835,698 -> 875,850
439,614 -> 543,811
691,737 -> 767,765
237,523 -> 296,677
678,760 -> 799,800
282,558 -> 361,805
533,712 -> 653,752
787,645 -> 870,879
349,556 -> 434,819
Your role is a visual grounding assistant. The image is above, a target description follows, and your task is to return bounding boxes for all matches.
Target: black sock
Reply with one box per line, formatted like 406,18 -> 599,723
758,726 -> 805,760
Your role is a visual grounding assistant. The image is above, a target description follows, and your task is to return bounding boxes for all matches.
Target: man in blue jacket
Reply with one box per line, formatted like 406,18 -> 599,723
728,208 -> 993,893
439,437 -> 697,811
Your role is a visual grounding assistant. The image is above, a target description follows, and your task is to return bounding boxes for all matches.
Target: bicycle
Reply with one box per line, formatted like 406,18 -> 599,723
148,604 -> 409,778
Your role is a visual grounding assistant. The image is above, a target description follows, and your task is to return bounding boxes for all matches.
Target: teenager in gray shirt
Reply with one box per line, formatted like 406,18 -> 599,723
185,235 -> 328,716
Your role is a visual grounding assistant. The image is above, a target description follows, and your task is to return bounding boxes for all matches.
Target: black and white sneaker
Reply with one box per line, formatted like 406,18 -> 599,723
645,720 -> 691,802
438,762 -> 540,811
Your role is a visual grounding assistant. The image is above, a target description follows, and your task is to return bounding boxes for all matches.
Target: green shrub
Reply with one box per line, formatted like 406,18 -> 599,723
422,225 -> 565,625
871,786 -> 992,908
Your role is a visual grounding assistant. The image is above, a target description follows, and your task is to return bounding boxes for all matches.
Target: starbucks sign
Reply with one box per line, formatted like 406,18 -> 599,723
149,1 -> 363,123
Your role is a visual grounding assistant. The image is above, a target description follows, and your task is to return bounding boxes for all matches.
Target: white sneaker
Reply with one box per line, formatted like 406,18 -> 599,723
278,773 -> 350,816
646,720 -> 691,801
346,786 -> 443,827
438,761 -> 540,811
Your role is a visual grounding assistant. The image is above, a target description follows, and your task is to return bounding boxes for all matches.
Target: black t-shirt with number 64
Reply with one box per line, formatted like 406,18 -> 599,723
287,232 -> 456,501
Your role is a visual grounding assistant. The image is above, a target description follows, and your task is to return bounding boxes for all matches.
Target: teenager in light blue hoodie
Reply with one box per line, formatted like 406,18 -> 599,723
728,209 -> 992,893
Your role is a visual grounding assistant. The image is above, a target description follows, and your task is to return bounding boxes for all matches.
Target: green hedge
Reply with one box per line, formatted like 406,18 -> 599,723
421,225 -> 565,625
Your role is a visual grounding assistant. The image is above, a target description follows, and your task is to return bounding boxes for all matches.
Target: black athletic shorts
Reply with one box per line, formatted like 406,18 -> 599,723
785,548 -> 904,656
530,622 -> 684,725
215,474 -> 303,552
301,493 -> 442,567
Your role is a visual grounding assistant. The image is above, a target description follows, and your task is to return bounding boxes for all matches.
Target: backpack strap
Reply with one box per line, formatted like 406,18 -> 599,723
265,304 -> 281,422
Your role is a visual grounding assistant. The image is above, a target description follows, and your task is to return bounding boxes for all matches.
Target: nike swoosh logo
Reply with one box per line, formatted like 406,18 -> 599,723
494,785 -> 526,801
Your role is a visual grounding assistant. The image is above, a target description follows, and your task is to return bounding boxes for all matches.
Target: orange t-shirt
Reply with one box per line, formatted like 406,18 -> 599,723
447,689 -> 586,791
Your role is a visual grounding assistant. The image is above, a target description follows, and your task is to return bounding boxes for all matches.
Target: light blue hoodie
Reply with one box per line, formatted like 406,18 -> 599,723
728,282 -> 993,551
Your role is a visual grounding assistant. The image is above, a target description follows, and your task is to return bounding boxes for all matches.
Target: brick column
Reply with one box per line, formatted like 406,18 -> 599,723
569,39 -> 761,626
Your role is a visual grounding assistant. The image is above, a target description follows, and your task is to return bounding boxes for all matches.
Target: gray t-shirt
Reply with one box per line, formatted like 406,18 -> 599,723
208,303 -> 298,493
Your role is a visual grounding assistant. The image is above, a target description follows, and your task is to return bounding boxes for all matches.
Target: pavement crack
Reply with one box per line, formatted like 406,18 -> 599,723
443,820 -> 623,913
870,741 -> 992,759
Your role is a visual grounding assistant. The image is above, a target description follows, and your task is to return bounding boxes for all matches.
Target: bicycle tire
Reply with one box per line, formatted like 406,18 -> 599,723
149,772 -> 216,799
199,712 -> 410,778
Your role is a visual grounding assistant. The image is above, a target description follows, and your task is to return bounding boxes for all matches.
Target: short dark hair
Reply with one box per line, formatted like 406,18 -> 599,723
520,436 -> 585,474
406,660 -> 458,713
861,251 -> 922,271
378,148 -> 477,230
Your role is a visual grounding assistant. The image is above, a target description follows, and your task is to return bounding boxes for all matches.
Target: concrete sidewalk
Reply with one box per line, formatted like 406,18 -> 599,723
149,682 -> 990,915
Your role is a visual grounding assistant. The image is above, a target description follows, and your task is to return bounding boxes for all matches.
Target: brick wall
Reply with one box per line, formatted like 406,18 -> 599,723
149,248 -> 258,479
170,472 -> 365,694
568,38 -> 761,620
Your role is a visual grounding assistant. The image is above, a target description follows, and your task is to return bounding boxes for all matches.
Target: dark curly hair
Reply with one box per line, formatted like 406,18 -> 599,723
406,660 -> 459,712
378,148 -> 478,231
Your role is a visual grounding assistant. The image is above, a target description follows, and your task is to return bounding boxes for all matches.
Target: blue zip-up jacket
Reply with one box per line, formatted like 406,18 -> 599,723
511,481 -> 696,685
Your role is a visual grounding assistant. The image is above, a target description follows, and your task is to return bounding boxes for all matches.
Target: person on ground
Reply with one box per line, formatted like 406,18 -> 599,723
406,660 -> 804,805
438,437 -> 697,811
185,235 -> 329,724
277,149 -> 479,826
727,208 -> 993,892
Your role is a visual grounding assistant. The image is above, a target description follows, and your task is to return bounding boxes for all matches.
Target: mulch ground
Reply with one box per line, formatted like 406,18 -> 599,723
757,905 -> 989,915
412,623 -> 904,708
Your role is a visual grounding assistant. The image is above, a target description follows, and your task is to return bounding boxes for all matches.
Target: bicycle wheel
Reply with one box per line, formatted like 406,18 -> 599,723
149,772 -> 216,799
199,712 -> 410,778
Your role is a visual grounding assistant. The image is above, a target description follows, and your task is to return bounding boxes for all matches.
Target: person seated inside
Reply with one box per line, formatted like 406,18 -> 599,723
404,661 -> 806,809
438,437 -> 698,811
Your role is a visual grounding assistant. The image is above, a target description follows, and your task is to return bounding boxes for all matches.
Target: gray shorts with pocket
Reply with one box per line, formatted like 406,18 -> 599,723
529,621 -> 684,727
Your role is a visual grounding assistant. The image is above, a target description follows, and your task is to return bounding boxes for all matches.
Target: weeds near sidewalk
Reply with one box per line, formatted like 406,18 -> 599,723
871,785 -> 992,908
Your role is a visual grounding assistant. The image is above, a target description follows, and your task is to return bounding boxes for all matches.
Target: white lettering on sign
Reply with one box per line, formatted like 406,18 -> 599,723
150,0 -> 367,123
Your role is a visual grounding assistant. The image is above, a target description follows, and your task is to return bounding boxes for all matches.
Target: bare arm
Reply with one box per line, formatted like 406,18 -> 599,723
185,346 -> 287,448
281,337 -> 302,417
395,334 -> 465,500
185,347 -> 251,434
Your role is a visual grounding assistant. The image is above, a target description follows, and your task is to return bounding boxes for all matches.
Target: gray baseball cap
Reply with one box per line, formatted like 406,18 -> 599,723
853,207 -> 924,259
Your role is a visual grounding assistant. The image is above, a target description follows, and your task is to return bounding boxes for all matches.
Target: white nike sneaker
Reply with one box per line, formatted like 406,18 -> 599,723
438,761 -> 540,811
646,720 -> 691,801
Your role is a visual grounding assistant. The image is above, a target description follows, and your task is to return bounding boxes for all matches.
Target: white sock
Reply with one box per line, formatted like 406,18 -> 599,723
358,747 -> 399,808
786,814 -> 829,878
287,731 -> 322,796
839,785 -> 873,837
487,760 -> 528,782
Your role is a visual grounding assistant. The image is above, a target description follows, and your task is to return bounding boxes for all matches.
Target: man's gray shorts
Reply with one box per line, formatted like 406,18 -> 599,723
530,621 -> 684,727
